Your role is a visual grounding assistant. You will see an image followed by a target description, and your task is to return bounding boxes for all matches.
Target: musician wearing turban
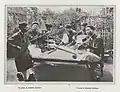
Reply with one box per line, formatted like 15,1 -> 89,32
61,24 -> 76,46
7,22 -> 36,81
28,22 -> 42,41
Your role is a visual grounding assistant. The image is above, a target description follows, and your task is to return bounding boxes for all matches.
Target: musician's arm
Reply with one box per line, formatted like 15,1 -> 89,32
8,31 -> 20,41
8,42 -> 21,50
87,45 -> 96,50
7,32 -> 22,49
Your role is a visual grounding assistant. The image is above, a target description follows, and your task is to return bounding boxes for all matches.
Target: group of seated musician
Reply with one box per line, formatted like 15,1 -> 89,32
61,23 -> 104,57
7,22 -> 56,81
28,22 -> 54,51
61,23 -> 104,81
7,21 -> 104,81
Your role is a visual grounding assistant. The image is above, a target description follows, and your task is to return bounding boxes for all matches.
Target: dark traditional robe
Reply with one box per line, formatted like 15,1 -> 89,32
88,37 -> 104,58
8,30 -> 33,72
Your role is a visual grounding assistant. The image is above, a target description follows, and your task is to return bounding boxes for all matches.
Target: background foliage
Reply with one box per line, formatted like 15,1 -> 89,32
7,7 -> 114,50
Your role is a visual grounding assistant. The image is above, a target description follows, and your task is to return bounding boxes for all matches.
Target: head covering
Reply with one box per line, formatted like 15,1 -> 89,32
81,23 -> 88,27
65,24 -> 72,28
31,22 -> 39,26
19,22 -> 28,29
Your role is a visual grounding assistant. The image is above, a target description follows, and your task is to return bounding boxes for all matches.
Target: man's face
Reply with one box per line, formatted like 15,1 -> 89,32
22,25 -> 30,33
32,24 -> 39,30
86,27 -> 93,36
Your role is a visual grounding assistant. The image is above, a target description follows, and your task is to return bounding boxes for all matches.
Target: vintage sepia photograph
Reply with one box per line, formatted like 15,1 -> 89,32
5,5 -> 115,83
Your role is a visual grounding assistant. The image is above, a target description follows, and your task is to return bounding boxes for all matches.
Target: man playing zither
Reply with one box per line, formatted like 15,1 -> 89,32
79,25 -> 104,81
